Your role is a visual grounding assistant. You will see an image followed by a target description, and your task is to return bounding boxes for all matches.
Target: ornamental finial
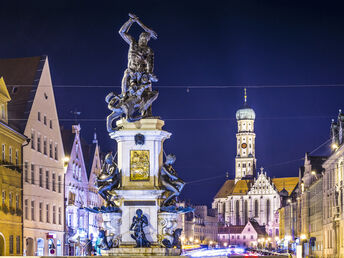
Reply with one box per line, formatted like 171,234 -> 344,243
244,88 -> 247,103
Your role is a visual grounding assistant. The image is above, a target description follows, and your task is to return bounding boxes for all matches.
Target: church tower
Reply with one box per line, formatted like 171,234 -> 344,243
235,89 -> 256,183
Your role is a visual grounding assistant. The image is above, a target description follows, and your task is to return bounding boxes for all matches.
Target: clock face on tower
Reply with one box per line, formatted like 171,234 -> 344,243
241,143 -> 247,149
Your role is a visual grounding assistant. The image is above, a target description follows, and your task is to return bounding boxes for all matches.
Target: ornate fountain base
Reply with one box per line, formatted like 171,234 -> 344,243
101,247 -> 181,256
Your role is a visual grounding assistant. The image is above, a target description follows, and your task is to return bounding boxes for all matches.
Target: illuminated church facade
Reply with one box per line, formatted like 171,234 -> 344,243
212,90 -> 299,247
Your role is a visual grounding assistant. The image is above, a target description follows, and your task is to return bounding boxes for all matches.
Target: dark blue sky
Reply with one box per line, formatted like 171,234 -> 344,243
1,0 -> 344,205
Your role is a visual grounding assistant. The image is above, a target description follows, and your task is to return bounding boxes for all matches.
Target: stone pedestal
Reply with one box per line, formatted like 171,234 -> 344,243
106,119 -> 174,248
102,212 -> 122,246
157,212 -> 179,245
101,247 -> 181,256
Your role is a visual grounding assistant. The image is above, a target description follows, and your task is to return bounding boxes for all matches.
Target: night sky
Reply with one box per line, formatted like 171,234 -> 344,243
1,1 -> 344,206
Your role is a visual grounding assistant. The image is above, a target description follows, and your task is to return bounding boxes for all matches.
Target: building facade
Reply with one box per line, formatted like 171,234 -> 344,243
0,56 -> 65,256
87,132 -> 103,243
0,77 -> 27,255
62,125 -> 90,256
212,91 -> 298,248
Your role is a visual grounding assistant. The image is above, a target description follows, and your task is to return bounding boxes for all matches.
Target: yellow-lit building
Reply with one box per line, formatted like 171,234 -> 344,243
0,77 -> 27,255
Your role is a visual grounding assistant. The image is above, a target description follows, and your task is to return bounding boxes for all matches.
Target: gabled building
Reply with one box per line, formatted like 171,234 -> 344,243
86,132 -> 103,242
62,125 -> 90,256
212,90 -> 299,248
0,56 -> 65,256
0,77 -> 27,255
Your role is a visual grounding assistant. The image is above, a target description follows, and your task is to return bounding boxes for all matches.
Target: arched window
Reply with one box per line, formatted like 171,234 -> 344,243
254,199 -> 258,217
222,202 -> 226,215
235,200 -> 240,225
244,200 -> 248,224
266,199 -> 271,224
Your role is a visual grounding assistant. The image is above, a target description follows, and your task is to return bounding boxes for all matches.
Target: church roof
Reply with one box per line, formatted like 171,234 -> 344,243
214,180 -> 236,198
232,179 -> 253,195
272,177 -> 299,196
0,56 -> 45,132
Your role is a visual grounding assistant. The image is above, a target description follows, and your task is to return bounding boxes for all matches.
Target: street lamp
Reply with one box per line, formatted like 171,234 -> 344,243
189,237 -> 193,243
300,234 -> 307,240
223,242 -> 228,247
195,239 -> 199,244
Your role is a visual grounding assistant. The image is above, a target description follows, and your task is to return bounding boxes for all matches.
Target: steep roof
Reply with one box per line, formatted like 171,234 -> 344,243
249,219 -> 267,236
232,179 -> 253,195
272,177 -> 299,196
0,56 -> 45,132
214,180 -> 236,198
218,225 -> 245,234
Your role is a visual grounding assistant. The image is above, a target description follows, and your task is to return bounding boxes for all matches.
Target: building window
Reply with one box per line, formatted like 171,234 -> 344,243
9,235 -> 13,254
58,207 -> 62,225
58,175 -> 62,193
15,150 -> 18,166
39,202 -> 43,222
49,120 -> 52,129
2,144 -> 5,161
43,115 -> 47,125
37,134 -> 41,152
46,171 -> 50,190
254,199 -> 259,217
31,164 -> 35,185
24,162 -> 29,183
235,200 -> 240,225
46,204 -> 50,223
49,141 -> 53,158
9,192 -> 12,208
15,194 -> 19,210
54,144 -> 58,160
52,173 -> 56,192
266,199 -> 271,224
9,147 -> 12,163
43,137 -> 47,155
39,168 -> 43,187
53,205 -> 56,224
251,235 -> 253,239
38,112 -> 41,121
16,236 -> 20,254
31,201 -> 35,221
2,190 -> 6,205
31,130 -> 35,149
24,199 -> 28,220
